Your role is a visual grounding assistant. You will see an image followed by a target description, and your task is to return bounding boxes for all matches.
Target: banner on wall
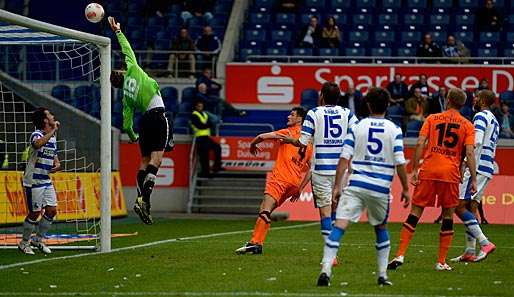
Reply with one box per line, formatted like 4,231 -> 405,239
0,171 -> 126,225
226,63 -> 514,104
213,136 -> 279,171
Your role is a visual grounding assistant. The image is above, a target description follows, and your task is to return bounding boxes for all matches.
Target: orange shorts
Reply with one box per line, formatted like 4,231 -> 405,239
265,178 -> 299,207
412,179 -> 460,208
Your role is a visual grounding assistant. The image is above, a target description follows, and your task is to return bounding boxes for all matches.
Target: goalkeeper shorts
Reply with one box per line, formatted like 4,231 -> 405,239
139,107 -> 169,156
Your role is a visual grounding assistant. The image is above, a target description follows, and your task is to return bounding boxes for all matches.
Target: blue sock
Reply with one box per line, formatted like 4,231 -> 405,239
320,217 -> 332,241
459,210 -> 489,246
322,226 -> 345,273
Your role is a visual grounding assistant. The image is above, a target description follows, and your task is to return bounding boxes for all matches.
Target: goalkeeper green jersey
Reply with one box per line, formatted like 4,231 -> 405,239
117,31 -> 162,142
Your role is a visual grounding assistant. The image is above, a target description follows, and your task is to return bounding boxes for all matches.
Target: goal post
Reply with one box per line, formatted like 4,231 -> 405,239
0,10 -> 112,252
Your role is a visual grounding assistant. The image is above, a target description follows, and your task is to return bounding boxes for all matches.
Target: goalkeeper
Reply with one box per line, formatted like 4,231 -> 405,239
109,16 -> 171,225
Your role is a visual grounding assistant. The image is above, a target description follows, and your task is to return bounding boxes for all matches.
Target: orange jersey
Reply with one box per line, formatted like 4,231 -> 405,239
269,125 -> 313,185
418,109 -> 475,183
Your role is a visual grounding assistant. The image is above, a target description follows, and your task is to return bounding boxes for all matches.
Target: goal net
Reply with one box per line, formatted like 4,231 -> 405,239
0,10 -> 114,252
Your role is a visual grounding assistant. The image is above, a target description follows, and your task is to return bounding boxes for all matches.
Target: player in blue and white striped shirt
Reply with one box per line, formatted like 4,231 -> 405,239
18,107 -> 61,255
452,90 -> 499,263
283,82 -> 357,245
317,88 -> 410,287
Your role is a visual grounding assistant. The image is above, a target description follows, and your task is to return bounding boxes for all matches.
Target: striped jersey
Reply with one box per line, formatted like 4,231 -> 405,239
472,110 -> 499,178
299,106 -> 358,175
341,117 -> 405,198
23,130 -> 57,188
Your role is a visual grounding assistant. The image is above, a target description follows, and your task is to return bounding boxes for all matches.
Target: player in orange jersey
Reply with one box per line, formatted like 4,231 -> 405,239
235,107 -> 313,254
388,88 -> 477,271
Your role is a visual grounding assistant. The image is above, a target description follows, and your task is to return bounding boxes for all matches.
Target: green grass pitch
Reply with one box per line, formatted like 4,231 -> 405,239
1,217 -> 513,297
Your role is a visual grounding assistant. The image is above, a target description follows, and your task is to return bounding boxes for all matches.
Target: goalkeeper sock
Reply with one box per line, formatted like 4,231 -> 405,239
397,214 -> 419,257
142,165 -> 158,203
36,214 -> 53,240
439,219 -> 454,264
136,169 -> 146,197
250,210 -> 271,245
375,226 -> 391,279
22,218 -> 37,242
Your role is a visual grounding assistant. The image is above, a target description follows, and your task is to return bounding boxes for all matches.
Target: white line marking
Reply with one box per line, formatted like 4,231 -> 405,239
0,292 -> 494,297
0,222 -> 318,271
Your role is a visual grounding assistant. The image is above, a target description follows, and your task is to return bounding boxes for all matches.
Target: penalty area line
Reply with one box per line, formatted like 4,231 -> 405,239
0,292 -> 493,297
0,222 -> 318,271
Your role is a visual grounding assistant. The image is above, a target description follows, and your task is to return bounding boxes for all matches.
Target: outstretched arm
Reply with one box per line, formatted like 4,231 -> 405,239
122,98 -> 138,143
108,17 -> 137,67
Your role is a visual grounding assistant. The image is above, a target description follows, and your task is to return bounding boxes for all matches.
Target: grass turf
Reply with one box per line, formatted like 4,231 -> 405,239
1,217 -> 513,296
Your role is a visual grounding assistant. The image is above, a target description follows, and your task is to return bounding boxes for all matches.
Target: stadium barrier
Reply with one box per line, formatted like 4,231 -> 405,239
226,63 -> 514,104
0,171 -> 126,225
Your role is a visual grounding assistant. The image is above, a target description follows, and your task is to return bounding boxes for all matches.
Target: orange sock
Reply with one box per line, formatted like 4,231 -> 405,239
397,223 -> 416,257
250,211 -> 271,245
439,230 -> 454,264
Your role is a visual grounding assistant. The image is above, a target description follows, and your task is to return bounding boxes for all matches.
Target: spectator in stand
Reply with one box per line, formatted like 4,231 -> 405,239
321,17 -> 341,49
416,33 -> 442,63
297,15 -> 323,48
429,86 -> 447,114
337,86 -> 366,118
442,35 -> 470,64
477,78 -> 490,91
195,26 -> 221,71
276,0 -> 300,13
404,87 -> 429,126
168,28 -> 196,78
196,67 -> 222,96
181,0 -> 214,24
497,102 -> 514,138
386,74 -> 409,106
409,74 -> 430,98
476,0 -> 503,32
196,82 -> 246,117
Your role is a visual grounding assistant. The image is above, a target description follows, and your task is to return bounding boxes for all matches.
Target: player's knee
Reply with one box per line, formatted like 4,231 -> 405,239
441,219 -> 453,231
45,206 -> 57,218
405,214 -> 420,228
259,210 -> 271,224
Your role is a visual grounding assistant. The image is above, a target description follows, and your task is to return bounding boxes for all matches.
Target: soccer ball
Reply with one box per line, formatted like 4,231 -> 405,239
85,3 -> 104,23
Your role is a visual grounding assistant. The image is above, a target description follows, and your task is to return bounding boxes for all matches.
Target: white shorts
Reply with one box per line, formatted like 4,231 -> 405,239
459,171 -> 491,202
25,185 -> 57,212
335,188 -> 390,226
311,172 -> 335,208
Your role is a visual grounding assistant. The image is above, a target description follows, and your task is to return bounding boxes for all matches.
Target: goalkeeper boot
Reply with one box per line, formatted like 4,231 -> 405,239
134,197 -> 153,225
18,241 -> 35,255
387,255 -> 404,270
317,273 -> 330,287
31,238 -> 52,254
235,242 -> 262,255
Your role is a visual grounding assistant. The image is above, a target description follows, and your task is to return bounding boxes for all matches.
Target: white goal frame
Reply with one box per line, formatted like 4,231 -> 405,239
0,10 -> 112,252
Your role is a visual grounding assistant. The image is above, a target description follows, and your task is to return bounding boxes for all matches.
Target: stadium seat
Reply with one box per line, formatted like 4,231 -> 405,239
398,47 -> 416,56
455,31 -> 474,43
401,31 -> 422,43
275,13 -> 296,25
73,85 -> 92,113
254,0 -> 274,8
250,13 -> 271,24
239,48 -> 262,61
430,14 -> 450,26
172,115 -> 191,134
355,0 -> 376,8
300,13 -> 322,24
161,87 -> 179,113
406,0 -> 427,8
330,0 -> 352,9
404,14 -> 424,25
386,105 -> 404,126
432,0 -> 452,8
245,29 -> 267,42
266,48 -> 288,56
480,32 -> 500,43
349,31 -> 370,43
375,31 -> 395,43
458,0 -> 478,8
292,48 -> 313,56
319,48 -> 340,56
378,14 -> 399,25
500,91 -> 514,104
455,14 -> 474,26
301,89 -> 319,109
382,0 -> 402,8
271,30 -> 292,42
305,0 -> 326,9
345,47 -> 366,56
406,120 -> 422,137
181,87 -> 197,104
506,32 -> 514,43
371,48 -> 393,56
460,105 -> 473,120
430,31 -> 447,43
51,85 -> 72,105
331,14 -> 348,25
353,14 -> 373,25
477,48 -> 498,57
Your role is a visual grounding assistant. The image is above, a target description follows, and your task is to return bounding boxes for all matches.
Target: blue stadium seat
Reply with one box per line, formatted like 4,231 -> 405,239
161,87 -> 179,113
51,85 -> 72,105
73,85 -> 92,113
266,48 -> 288,55
209,15 -> 228,27
375,31 -> 395,43
371,48 -> 393,56
331,14 -> 348,25
506,32 -> 514,42
404,14 -> 424,25
330,0 -> 352,9
500,91 -> 514,104
398,47 -> 416,56
173,115 -> 191,134
460,105 -> 473,120
430,14 -> 450,25
275,13 -> 296,25
319,48 -> 340,56
382,0 -> 402,8
250,13 -> 271,24
407,0 -> 427,8
353,14 -> 374,25
239,48 -> 262,60
355,0 -> 376,8
432,0 -> 452,7
301,89 -> 319,109
349,31 -> 370,43
305,0 -> 326,9
301,13 -> 322,24
456,14 -> 474,26
504,48 -> 514,57
245,29 -> 267,42
293,48 -> 314,56
480,32 -> 500,43
459,0 -> 478,8
406,120 -> 422,137
254,0 -> 274,8
345,47 -> 366,56
430,31 -> 447,43
386,105 -> 404,126
401,31 -> 422,43
378,14 -> 398,25
477,48 -> 498,57
181,87 -> 197,104
455,31 -> 474,43
271,30 -> 292,42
